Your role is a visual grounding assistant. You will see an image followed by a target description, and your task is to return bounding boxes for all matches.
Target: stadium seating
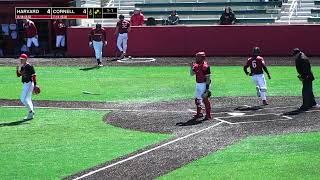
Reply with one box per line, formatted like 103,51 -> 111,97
308,1 -> 320,23
135,1 -> 282,25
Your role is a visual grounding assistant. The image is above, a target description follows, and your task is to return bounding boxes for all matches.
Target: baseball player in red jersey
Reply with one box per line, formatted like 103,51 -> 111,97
114,14 -> 131,59
22,19 -> 39,56
16,54 -> 39,120
53,19 -> 67,57
89,24 -> 107,66
190,52 -> 212,120
244,47 -> 271,105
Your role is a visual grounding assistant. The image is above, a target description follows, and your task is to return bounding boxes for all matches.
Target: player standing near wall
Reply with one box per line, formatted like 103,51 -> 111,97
190,52 -> 212,121
23,19 -> 39,56
115,14 -> 131,59
16,54 -> 40,120
53,19 -> 67,57
243,47 -> 271,105
89,24 -> 107,67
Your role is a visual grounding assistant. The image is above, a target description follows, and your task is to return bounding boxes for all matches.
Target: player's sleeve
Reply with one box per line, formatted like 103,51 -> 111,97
116,21 -> 120,28
243,58 -> 251,75
30,65 -> 37,85
205,66 -> 211,75
260,57 -> 266,67
31,22 -> 37,35
28,65 -> 36,75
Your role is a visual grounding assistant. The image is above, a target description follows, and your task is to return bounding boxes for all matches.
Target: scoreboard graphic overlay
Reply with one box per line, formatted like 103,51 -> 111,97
15,7 -> 117,19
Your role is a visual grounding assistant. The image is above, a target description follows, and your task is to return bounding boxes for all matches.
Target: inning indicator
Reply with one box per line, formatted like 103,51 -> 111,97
15,7 -> 117,19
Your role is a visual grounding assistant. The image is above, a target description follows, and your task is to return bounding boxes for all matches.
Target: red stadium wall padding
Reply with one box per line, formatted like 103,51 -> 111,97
67,25 -> 320,57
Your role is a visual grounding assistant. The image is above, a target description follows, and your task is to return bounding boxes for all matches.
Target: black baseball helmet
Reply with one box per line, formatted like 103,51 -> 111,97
253,47 -> 260,56
119,14 -> 125,19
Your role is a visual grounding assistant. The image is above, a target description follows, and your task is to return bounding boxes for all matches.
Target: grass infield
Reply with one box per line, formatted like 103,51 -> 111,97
160,132 -> 320,179
0,107 -> 171,179
0,66 -> 319,102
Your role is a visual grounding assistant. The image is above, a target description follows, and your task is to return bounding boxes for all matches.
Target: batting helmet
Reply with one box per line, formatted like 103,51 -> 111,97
252,47 -> 260,56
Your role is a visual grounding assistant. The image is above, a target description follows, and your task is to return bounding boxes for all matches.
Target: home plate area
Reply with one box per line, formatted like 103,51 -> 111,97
214,112 -> 292,125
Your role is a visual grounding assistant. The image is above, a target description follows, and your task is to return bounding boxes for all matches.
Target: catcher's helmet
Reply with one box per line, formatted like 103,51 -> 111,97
253,47 -> 260,56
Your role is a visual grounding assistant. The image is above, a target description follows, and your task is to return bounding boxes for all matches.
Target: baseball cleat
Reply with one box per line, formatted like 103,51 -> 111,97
203,116 -> 212,121
262,100 -> 268,105
24,112 -> 34,120
192,113 -> 204,120
312,104 -> 320,109
98,64 -> 103,67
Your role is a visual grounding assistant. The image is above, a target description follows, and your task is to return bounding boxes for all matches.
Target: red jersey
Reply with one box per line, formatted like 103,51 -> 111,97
53,21 -> 67,35
23,20 -> 37,38
193,61 -> 211,83
245,56 -> 266,75
89,28 -> 107,42
130,13 -> 144,26
116,20 -> 130,34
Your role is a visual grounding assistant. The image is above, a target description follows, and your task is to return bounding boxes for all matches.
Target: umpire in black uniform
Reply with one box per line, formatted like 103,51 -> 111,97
293,48 -> 319,111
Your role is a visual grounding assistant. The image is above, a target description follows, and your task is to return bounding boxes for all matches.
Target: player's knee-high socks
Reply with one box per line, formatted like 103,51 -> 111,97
194,98 -> 202,115
260,88 -> 267,101
203,98 -> 211,118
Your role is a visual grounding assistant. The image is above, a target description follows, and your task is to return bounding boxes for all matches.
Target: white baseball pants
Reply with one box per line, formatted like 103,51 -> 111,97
21,82 -> 34,112
93,40 -> 103,60
56,35 -> 65,47
27,37 -> 39,47
117,33 -> 128,53
195,83 -> 206,101
252,74 -> 267,101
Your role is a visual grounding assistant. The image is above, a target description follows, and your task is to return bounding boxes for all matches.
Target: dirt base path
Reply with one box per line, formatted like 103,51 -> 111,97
1,97 -> 320,180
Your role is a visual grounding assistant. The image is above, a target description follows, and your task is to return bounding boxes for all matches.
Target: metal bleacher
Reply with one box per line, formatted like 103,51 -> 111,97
135,0 -> 283,25
309,0 -> 320,22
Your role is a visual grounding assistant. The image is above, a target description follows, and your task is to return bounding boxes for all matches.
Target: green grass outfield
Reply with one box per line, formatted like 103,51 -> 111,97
160,132 -> 320,180
0,107 -> 171,179
0,66 -> 319,102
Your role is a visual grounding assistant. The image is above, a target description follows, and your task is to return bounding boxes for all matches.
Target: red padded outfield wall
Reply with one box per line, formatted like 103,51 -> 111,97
67,25 -> 320,57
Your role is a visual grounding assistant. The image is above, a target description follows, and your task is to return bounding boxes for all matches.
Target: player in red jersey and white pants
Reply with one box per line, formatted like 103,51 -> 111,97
115,14 -> 131,59
23,19 -> 39,56
244,47 -> 271,105
53,19 -> 67,57
190,52 -> 212,120
16,54 -> 37,120
89,24 -> 107,66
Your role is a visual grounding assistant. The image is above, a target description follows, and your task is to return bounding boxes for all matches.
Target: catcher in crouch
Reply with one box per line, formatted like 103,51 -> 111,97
16,54 -> 40,120
190,52 -> 212,120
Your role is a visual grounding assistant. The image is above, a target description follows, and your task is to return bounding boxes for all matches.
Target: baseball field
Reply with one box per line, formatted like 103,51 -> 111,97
0,57 -> 320,179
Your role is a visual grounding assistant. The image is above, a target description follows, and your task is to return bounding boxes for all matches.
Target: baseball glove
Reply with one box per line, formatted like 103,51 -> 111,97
33,86 -> 41,95
202,90 -> 211,99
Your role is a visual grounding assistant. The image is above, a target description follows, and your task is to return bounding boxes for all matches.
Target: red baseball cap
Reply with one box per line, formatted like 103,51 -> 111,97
196,52 -> 206,57
19,54 -> 28,59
